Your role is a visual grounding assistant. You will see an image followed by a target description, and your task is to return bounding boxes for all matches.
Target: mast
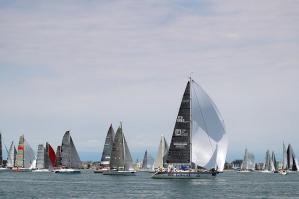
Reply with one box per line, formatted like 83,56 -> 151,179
189,76 -> 192,167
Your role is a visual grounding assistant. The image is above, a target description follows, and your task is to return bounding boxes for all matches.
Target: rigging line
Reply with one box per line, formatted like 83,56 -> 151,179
192,81 -> 214,155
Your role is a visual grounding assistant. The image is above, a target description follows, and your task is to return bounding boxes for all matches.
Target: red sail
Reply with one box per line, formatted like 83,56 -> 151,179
48,144 -> 57,167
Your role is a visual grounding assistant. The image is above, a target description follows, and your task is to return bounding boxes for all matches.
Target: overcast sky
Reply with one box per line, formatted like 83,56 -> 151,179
0,0 -> 298,162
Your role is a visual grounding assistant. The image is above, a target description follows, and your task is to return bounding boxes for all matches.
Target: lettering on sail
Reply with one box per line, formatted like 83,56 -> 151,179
176,116 -> 185,122
175,129 -> 188,136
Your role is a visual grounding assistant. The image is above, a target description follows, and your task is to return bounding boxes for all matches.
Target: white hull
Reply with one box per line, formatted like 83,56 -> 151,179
11,168 -> 32,172
237,170 -> 254,173
53,168 -> 81,174
94,168 -> 109,173
259,170 -> 274,173
103,170 -> 136,176
151,171 -> 217,179
279,170 -> 287,175
32,169 -> 51,173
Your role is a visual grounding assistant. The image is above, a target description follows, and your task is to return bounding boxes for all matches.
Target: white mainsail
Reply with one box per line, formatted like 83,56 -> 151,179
153,135 -> 168,169
190,80 -> 228,171
7,142 -> 16,168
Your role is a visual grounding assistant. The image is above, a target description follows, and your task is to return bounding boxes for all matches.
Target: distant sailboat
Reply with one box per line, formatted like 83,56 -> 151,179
0,133 -> 9,172
152,78 -> 228,179
6,141 -> 17,169
140,150 -> 154,172
13,135 -> 35,172
95,125 -> 115,173
261,150 -> 275,173
287,144 -> 298,172
103,124 -> 135,176
53,131 -> 81,174
239,148 -> 255,172
33,142 -> 56,172
153,135 -> 168,171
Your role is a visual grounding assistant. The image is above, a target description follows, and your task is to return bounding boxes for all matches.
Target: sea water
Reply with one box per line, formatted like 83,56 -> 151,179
0,170 -> 299,198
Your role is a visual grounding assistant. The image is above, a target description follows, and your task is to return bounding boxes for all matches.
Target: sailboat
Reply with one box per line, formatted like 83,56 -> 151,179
139,149 -> 154,172
0,133 -> 9,172
239,148 -> 255,172
32,143 -> 56,172
53,131 -> 81,174
152,78 -> 228,179
153,135 -> 168,172
286,144 -> 298,172
103,124 -> 135,176
261,150 -> 275,173
6,141 -> 17,169
13,135 -> 35,172
94,125 -> 115,173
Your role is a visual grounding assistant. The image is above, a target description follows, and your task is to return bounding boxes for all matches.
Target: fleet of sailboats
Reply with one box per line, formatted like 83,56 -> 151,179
2,78 -> 299,179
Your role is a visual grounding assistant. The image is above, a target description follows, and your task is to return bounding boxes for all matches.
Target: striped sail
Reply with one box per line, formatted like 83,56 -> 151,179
166,79 -> 228,171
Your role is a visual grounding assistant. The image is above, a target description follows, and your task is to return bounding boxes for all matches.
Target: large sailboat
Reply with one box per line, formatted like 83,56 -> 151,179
153,135 -> 168,171
94,125 -> 115,173
103,124 -> 135,176
53,131 -> 81,174
152,78 -> 228,179
13,135 -> 35,172
239,148 -> 255,172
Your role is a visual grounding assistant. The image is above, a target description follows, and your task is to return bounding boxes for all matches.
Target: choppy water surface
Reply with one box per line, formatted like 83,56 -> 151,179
0,170 -> 299,198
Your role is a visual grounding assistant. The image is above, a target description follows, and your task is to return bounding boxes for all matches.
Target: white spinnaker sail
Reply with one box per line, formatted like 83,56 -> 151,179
191,80 -> 228,171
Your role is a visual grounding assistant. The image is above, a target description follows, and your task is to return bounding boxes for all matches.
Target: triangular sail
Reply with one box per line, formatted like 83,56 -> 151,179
167,82 -> 191,164
15,135 -> 35,168
123,135 -> 133,170
7,142 -> 15,168
287,144 -> 294,170
153,135 -> 169,169
100,125 -> 115,166
191,80 -> 228,171
110,127 -> 125,170
23,139 -> 35,168
142,150 -> 154,170
282,142 -> 287,170
109,125 -> 133,171
61,131 -> 81,169
47,143 -> 56,168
